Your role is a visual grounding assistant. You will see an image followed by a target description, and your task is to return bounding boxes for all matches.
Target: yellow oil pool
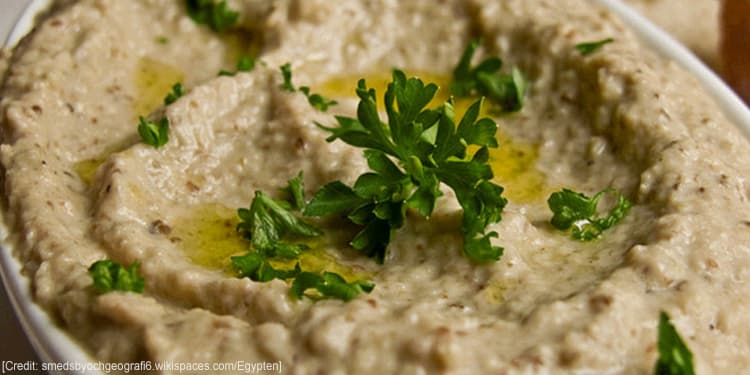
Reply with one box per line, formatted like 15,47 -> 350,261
171,203 -> 370,281
133,57 -> 184,116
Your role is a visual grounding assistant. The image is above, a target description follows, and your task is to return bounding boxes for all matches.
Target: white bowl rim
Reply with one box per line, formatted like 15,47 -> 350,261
1,0 -> 749,374
2,3 -> 103,374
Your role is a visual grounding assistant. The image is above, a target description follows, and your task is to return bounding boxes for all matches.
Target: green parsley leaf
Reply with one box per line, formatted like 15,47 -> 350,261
290,271 -> 374,301
185,0 -> 239,33
163,83 -> 185,105
237,190 -> 322,256
655,311 -> 695,375
451,40 -> 527,113
88,259 -> 145,294
575,38 -> 614,56
231,253 -> 300,282
138,116 -> 169,148
307,70 -> 507,263
303,181 -> 367,217
547,188 -> 631,241
156,36 -> 169,44
464,231 -> 503,262
280,63 -> 295,92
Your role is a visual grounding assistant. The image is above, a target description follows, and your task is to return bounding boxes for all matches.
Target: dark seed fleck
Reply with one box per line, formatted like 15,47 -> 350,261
149,219 -> 172,235
558,350 -> 579,367
588,294 -> 612,312
186,181 -> 200,192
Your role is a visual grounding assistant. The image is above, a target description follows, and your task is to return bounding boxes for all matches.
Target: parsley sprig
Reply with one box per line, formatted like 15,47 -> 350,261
236,191 -> 322,259
235,173 -> 321,260
185,0 -> 239,33
451,40 -> 526,113
547,188 -> 631,241
304,70 -> 507,263
88,259 -> 145,294
655,311 -> 695,375
232,173 -> 374,301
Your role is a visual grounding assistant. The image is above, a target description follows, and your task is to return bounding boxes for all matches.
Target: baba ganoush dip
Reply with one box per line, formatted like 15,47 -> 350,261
2,0 -> 750,374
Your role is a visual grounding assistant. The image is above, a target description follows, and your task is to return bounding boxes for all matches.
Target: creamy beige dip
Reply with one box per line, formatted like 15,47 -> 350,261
2,0 -> 750,373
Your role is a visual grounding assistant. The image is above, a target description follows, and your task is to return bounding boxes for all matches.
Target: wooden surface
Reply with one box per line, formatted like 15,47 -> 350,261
722,0 -> 750,103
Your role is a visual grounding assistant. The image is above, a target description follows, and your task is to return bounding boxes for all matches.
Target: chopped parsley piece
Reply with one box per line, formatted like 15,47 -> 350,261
575,38 -> 614,56
231,253 -> 300,282
236,56 -> 256,72
218,56 -> 256,77
291,271 -> 374,301
282,171 -> 306,211
88,259 -> 145,294
163,83 -> 185,105
280,63 -> 295,92
236,190 -> 322,258
185,0 -> 239,33
232,254 -> 373,301
137,85 -> 181,147
138,116 -> 169,148
451,40 -> 527,113
655,311 -> 695,375
305,70 -> 507,263
156,36 -> 169,44
300,86 -> 338,112
278,63 -> 337,111
547,188 -> 631,241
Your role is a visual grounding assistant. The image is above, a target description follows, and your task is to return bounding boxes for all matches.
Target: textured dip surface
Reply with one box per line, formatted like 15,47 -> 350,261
2,0 -> 750,374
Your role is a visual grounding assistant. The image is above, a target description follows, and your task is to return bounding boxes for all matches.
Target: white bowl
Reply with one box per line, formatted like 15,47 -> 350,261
1,0 -> 749,373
